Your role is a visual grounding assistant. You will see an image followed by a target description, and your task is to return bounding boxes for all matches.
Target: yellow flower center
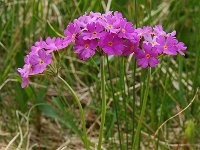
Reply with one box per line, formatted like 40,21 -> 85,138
108,41 -> 113,46
152,41 -> 156,45
107,24 -> 112,29
122,28 -> 126,33
146,54 -> 150,58
40,60 -> 44,65
72,34 -> 76,39
84,44 -> 89,49
92,32 -> 97,35
164,45 -> 168,49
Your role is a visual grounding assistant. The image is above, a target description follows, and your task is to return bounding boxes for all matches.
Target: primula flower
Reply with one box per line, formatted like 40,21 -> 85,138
74,37 -> 98,60
18,55 -> 33,78
45,37 -> 69,53
21,77 -> 30,88
144,35 -> 158,47
29,50 -> 52,74
89,12 -> 103,21
73,13 -> 95,29
17,55 -> 33,88
18,12 -> 188,88
118,20 -> 136,39
82,22 -> 105,40
135,43 -> 159,68
99,33 -> 124,55
31,37 -> 47,53
153,25 -> 166,36
176,42 -> 187,56
122,40 -> 139,56
100,14 -> 120,33
156,36 -> 177,55
64,23 -> 81,42
18,50 -> 52,88
136,26 -> 152,38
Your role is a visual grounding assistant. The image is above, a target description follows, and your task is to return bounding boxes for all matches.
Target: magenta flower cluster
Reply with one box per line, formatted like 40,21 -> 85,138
18,11 -> 187,88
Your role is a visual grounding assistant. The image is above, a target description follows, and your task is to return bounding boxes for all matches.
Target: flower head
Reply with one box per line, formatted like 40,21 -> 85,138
64,23 -> 81,42
74,36 -> 98,60
99,33 -> 124,55
176,42 -> 187,56
17,49 -> 52,88
122,39 -> 139,56
135,43 -> 159,68
31,37 -> 47,53
100,14 -> 121,33
82,22 -> 105,40
153,25 -> 166,37
45,37 -> 69,53
136,26 -> 152,39
118,20 -> 136,39
29,50 -> 52,74
156,36 -> 177,55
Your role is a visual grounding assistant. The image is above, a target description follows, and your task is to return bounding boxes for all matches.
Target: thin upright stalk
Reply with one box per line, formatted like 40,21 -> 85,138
133,68 -> 151,149
58,75 -> 89,150
131,58 -> 137,147
106,56 -> 122,149
131,0 -> 138,147
97,55 -> 106,150
120,57 -> 128,149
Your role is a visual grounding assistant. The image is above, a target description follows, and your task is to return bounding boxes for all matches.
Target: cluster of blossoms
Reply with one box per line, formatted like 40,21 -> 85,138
18,11 -> 187,88
135,25 -> 187,67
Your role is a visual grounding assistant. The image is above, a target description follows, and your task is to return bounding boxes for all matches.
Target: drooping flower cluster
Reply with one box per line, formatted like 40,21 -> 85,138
17,11 -> 187,88
17,37 -> 69,88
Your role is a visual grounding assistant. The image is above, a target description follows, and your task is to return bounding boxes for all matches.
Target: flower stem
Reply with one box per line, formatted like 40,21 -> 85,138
58,75 -> 89,150
106,56 -> 122,149
133,68 -> 151,149
131,58 -> 137,147
120,57 -> 128,149
97,55 -> 106,150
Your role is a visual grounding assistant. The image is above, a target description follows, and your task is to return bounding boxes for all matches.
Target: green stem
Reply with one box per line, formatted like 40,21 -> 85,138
131,58 -> 137,147
58,75 -> 89,150
131,0 -> 138,147
133,68 -> 151,149
97,55 -> 106,150
120,57 -> 128,149
106,56 -> 122,149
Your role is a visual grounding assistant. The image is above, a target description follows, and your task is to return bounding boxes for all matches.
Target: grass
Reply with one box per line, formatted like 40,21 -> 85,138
0,0 -> 200,149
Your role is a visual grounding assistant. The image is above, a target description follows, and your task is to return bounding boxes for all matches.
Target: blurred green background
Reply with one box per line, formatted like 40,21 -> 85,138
0,0 -> 200,149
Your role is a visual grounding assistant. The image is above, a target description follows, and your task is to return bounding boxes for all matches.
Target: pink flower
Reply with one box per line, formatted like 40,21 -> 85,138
99,33 -> 124,55
176,42 -> 187,56
135,43 -> 159,68
31,37 -> 47,53
74,37 -> 98,60
64,23 -> 81,42
118,20 -> 136,39
136,26 -> 152,38
100,14 -> 120,33
82,22 -> 105,40
156,36 -> 177,55
29,50 -> 52,74
21,77 -> 30,88
45,37 -> 70,53
144,35 -> 159,47
122,39 -> 139,56
153,25 -> 166,36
